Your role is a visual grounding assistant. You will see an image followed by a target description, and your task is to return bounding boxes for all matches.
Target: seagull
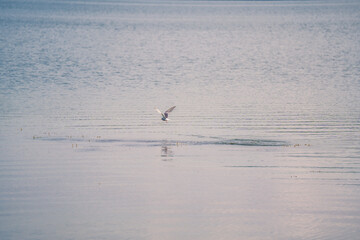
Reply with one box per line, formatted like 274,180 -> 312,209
155,106 -> 176,121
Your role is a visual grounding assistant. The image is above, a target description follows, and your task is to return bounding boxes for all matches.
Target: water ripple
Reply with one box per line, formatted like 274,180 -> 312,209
35,135 -> 289,147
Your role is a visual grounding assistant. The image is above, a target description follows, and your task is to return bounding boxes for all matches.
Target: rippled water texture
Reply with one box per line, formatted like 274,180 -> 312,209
1,0 -> 360,239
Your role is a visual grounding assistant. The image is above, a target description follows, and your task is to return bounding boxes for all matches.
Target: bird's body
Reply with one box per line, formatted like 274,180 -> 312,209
156,106 -> 176,121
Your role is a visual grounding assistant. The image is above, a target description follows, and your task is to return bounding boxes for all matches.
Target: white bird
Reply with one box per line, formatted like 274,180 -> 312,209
155,106 -> 176,121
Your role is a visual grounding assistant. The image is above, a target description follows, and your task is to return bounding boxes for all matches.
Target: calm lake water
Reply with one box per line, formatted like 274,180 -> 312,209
1,0 -> 360,239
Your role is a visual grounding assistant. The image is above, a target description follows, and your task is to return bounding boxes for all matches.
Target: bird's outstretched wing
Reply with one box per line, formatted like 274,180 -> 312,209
165,106 -> 176,114
155,108 -> 165,118
164,106 -> 176,118
155,108 -> 162,115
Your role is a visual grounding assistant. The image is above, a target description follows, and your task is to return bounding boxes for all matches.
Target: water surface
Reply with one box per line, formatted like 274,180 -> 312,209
1,0 -> 360,239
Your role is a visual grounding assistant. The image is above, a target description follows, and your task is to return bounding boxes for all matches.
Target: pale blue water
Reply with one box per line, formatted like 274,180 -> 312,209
1,0 -> 360,239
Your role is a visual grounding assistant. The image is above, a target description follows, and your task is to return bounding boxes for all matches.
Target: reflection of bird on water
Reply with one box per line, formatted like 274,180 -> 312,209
155,106 -> 176,121
161,141 -> 174,161
161,145 -> 173,157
